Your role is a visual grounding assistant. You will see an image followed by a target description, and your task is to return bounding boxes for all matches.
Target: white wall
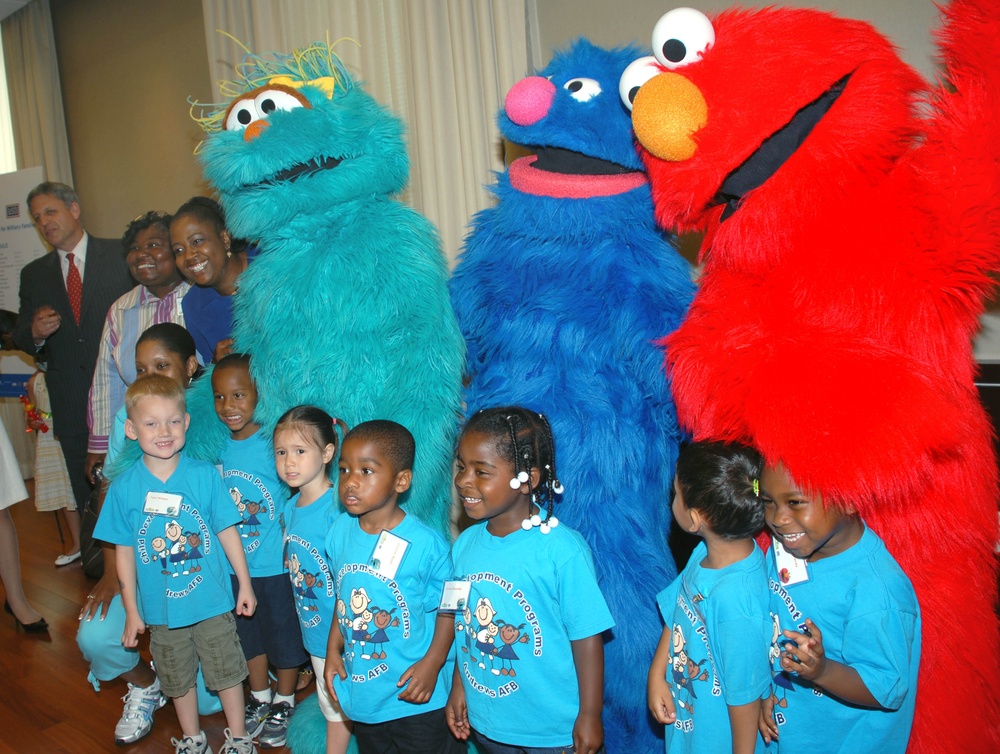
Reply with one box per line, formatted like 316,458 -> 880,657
534,0 -> 940,79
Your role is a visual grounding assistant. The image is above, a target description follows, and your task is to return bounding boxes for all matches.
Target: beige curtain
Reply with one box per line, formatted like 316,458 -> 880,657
201,0 -> 539,264
1,0 -> 72,184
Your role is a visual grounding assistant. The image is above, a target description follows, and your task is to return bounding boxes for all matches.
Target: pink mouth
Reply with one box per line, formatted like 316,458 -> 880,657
508,155 -> 648,198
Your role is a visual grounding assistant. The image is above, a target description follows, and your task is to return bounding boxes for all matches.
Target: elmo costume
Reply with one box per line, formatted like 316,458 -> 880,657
622,2 -> 1000,752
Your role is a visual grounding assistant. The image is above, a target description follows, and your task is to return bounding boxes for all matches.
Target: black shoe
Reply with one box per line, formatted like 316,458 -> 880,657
5,599 -> 49,633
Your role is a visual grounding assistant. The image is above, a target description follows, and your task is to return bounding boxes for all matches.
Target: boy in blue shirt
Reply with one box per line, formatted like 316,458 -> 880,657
323,420 -> 461,754
757,462 -> 920,753
649,442 -> 772,754
213,354 -> 308,747
95,374 -> 259,754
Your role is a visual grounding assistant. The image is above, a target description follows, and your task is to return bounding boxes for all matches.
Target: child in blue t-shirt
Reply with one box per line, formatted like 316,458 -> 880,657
445,407 -> 615,754
213,354 -> 308,747
648,442 -> 771,754
94,374 -> 258,754
322,420 -> 461,753
274,405 -> 352,754
757,462 -> 920,753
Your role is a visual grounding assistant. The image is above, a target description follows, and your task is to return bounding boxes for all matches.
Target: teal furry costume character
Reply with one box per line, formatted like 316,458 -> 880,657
190,43 -> 464,537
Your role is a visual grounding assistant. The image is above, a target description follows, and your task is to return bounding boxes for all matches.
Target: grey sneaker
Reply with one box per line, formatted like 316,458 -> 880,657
115,680 -> 167,744
244,697 -> 271,738
258,702 -> 294,748
220,729 -> 257,754
172,734 -> 212,754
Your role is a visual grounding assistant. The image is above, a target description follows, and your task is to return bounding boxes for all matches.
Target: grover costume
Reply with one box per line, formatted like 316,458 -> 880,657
450,40 -> 694,752
624,3 -> 1000,751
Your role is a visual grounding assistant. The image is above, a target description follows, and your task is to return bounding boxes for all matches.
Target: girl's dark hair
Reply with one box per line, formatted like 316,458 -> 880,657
274,405 -> 348,476
122,211 -> 172,255
172,196 -> 226,234
171,196 -> 248,255
461,406 -> 563,524
136,322 -> 197,364
675,441 -> 765,540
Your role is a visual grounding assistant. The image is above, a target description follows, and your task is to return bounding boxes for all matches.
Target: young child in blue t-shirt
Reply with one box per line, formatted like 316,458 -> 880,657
757,462 -> 921,753
274,405 -> 353,754
648,441 -> 771,754
322,420 -> 461,754
212,353 -> 308,747
445,407 -> 615,754
94,374 -> 258,754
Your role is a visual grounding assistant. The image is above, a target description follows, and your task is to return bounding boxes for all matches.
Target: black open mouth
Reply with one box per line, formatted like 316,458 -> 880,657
265,155 -> 342,184
531,146 -> 634,176
713,73 -> 851,221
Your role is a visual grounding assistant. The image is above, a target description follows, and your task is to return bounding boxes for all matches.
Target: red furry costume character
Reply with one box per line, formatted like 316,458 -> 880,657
621,2 -> 1000,752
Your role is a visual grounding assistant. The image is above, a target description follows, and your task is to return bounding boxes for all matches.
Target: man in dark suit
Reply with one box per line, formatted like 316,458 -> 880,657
13,182 -> 134,565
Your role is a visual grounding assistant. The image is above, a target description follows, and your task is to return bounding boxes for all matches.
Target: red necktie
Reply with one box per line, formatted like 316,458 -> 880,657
66,252 -> 82,325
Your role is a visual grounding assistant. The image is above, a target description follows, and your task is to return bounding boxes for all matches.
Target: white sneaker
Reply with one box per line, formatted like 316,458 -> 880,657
219,728 -> 257,754
172,733 -> 213,754
115,679 -> 167,744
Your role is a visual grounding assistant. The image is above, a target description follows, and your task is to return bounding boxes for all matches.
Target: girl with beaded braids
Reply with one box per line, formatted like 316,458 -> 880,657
446,407 -> 615,754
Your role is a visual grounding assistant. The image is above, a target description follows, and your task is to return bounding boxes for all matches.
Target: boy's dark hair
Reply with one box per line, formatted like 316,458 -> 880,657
122,211 -> 172,255
343,420 -> 415,472
461,406 -> 563,524
675,441 -> 764,540
215,352 -> 251,372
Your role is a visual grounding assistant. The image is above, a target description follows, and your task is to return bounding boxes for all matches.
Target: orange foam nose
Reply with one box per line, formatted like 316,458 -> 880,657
243,119 -> 270,142
631,73 -> 707,162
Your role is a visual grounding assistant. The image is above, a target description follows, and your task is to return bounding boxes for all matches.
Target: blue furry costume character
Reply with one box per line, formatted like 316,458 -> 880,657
450,41 -> 695,752
187,44 -> 464,536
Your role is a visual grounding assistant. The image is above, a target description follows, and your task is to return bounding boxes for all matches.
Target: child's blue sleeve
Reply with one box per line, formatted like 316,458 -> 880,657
841,605 -> 920,710
556,530 -> 616,640
208,469 -> 243,533
422,530 -> 452,613
92,478 -> 132,547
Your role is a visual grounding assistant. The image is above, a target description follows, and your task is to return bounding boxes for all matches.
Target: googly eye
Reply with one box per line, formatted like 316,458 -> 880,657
253,88 -> 305,117
618,56 -> 661,110
563,77 -> 601,103
651,7 -> 715,70
224,97 -> 257,132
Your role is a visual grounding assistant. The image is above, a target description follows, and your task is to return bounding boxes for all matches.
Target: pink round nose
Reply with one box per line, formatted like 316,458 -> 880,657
505,76 -> 556,126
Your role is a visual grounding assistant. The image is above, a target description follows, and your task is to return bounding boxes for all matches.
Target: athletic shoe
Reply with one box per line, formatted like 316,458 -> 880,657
220,728 -> 257,754
258,702 -> 294,748
244,697 -> 271,738
171,734 -> 212,754
114,680 -> 167,745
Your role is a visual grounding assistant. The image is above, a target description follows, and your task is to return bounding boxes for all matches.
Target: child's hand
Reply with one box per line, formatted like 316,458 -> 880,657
397,656 -> 438,704
759,694 -> 779,744
780,618 -> 826,682
122,613 -> 145,648
324,653 -> 347,705
445,683 -> 470,740
235,585 -> 257,617
572,710 -> 604,754
647,674 -> 677,725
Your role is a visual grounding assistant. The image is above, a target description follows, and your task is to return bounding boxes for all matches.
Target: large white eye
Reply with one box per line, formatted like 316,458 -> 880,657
225,97 -> 257,132
651,7 -> 715,69
223,86 -> 307,132
564,77 -> 601,103
618,56 -> 661,111
253,88 -> 304,117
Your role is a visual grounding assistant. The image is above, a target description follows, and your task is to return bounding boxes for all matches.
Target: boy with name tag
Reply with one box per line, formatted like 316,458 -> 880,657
323,421 -> 462,754
95,375 -> 259,754
758,462 -> 920,753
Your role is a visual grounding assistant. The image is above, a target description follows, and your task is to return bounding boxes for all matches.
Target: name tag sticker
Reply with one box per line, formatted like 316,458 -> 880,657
143,491 -> 182,518
772,537 -> 810,585
439,580 -> 471,613
370,530 -> 409,580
